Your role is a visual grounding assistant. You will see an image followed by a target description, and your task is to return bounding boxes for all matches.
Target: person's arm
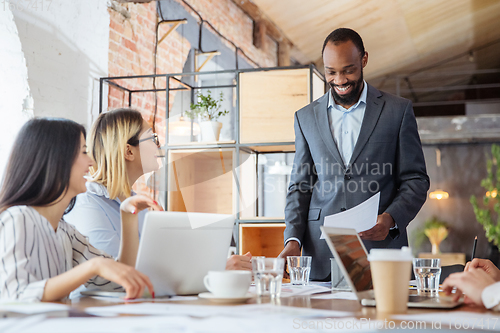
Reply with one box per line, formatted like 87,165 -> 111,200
118,195 -> 162,266
42,257 -> 153,301
0,211 -> 48,301
465,258 -> 500,281
442,268 -> 497,306
226,252 -> 252,271
280,112 -> 316,261
384,100 -> 430,230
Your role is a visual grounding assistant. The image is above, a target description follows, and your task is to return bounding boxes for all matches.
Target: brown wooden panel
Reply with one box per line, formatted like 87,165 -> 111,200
239,68 -> 311,144
239,223 -> 286,257
167,149 -> 234,214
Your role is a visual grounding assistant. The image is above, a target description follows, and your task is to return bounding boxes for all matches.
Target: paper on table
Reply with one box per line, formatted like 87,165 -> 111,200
391,311 -> 500,331
310,292 -> 358,300
0,302 -> 70,315
320,192 -> 380,239
85,302 -> 352,319
17,315 -> 380,333
279,284 -> 333,297
82,295 -> 198,303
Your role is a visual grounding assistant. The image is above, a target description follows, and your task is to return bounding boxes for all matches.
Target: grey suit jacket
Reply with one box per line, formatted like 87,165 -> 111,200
284,84 -> 430,280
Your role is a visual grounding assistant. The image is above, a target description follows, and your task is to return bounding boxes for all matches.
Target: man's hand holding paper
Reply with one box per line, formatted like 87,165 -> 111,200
358,212 -> 395,241
320,192 -> 394,241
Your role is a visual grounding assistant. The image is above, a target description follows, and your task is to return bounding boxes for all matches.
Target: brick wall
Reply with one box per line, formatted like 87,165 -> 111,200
107,0 -> 277,198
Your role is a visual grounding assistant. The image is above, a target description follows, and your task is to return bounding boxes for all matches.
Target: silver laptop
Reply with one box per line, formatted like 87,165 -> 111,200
134,211 -> 234,296
321,226 -> 462,309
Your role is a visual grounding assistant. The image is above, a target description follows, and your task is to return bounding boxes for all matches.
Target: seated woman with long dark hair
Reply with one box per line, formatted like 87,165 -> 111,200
0,118 -> 159,301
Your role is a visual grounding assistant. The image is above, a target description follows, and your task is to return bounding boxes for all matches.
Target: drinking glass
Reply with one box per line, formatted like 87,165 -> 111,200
287,256 -> 312,285
252,257 -> 284,298
413,258 -> 441,296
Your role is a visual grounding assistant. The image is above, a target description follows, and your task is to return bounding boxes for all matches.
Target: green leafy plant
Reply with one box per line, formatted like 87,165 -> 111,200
413,217 -> 449,254
471,144 -> 500,247
184,90 -> 229,122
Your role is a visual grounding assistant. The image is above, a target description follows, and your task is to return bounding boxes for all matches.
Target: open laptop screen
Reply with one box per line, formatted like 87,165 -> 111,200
328,233 -> 372,292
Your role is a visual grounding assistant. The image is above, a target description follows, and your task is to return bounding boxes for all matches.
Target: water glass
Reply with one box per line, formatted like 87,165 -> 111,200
252,257 -> 284,298
331,258 -> 351,290
287,256 -> 312,285
413,258 -> 441,296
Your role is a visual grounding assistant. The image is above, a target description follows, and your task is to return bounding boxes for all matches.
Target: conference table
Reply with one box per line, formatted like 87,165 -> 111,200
55,289 -> 499,332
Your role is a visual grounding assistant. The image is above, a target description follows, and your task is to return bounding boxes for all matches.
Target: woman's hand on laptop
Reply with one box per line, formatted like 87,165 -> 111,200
120,195 -> 163,215
442,268 -> 496,305
465,259 -> 500,282
92,257 -> 155,299
226,252 -> 252,271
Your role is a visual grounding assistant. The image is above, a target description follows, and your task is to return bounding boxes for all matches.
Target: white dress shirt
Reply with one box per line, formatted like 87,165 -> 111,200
482,281 -> 500,311
0,206 -> 121,301
328,80 -> 368,167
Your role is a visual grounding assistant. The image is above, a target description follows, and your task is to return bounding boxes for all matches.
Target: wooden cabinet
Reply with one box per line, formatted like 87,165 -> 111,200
164,65 -> 325,254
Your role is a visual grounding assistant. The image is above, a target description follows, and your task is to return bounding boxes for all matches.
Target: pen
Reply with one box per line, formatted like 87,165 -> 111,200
471,236 -> 477,260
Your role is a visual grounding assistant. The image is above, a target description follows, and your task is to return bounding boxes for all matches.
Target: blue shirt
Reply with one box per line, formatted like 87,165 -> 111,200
64,182 -> 145,258
328,80 -> 368,167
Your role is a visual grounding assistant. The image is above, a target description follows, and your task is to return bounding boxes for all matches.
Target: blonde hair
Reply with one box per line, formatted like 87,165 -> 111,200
88,108 -> 144,199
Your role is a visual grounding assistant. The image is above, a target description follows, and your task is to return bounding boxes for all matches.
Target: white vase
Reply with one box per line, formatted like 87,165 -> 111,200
199,121 -> 222,142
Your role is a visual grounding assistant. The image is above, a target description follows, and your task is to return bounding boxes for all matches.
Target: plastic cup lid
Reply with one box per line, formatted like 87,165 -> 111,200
368,247 -> 413,262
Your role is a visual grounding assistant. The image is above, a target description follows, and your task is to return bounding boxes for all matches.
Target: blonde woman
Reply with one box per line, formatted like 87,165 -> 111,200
66,108 -> 252,270
65,109 -> 160,258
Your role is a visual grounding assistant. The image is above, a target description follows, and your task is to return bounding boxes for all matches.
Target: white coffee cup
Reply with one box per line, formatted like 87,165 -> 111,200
203,271 -> 251,298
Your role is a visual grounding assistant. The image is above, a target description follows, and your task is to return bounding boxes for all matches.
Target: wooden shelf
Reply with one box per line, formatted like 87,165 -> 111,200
239,223 -> 286,257
163,66 -> 324,254
238,217 -> 285,223
244,144 -> 295,153
168,140 -> 236,147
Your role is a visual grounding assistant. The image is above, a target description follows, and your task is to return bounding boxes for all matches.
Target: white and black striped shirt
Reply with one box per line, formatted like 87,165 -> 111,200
0,205 -> 121,301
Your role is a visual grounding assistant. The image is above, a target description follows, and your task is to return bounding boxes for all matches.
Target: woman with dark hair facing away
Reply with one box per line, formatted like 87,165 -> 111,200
0,118 -> 160,301
65,108 -> 252,271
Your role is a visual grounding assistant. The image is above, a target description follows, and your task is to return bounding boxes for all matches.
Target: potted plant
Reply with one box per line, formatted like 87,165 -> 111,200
471,144 -> 500,252
185,90 -> 229,142
413,217 -> 449,254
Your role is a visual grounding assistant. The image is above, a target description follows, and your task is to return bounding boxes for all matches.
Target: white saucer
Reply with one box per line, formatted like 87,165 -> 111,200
198,292 -> 254,303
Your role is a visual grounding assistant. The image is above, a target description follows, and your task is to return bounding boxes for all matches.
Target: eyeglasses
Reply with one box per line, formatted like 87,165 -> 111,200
138,133 -> 160,148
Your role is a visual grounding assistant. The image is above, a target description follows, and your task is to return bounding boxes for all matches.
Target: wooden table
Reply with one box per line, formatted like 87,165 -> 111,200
62,290 -> 495,329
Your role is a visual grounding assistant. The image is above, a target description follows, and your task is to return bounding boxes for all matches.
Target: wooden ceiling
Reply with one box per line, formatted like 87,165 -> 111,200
251,0 -> 500,85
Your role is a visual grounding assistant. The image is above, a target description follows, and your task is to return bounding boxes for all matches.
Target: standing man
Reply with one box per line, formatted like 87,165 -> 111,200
279,28 -> 429,281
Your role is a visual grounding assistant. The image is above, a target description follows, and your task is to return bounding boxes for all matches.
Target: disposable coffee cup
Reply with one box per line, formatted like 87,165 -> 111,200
368,247 -> 413,313
203,271 -> 251,298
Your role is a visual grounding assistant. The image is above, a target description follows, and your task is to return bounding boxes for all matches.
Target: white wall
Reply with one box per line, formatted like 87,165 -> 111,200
11,0 -> 110,128
0,5 -> 32,178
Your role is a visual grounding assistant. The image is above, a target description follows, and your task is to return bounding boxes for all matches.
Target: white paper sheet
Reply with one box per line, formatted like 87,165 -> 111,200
310,292 -> 358,300
391,311 -> 500,331
17,315 -> 381,333
82,295 -> 198,303
0,302 -> 70,314
85,302 -> 352,319
320,192 -> 380,239
279,284 -> 333,297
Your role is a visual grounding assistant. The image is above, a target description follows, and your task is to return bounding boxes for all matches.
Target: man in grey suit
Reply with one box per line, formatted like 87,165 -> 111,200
279,28 -> 429,281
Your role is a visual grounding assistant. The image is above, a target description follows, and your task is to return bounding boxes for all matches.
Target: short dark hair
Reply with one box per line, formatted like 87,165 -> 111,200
322,28 -> 365,57
0,118 -> 86,214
